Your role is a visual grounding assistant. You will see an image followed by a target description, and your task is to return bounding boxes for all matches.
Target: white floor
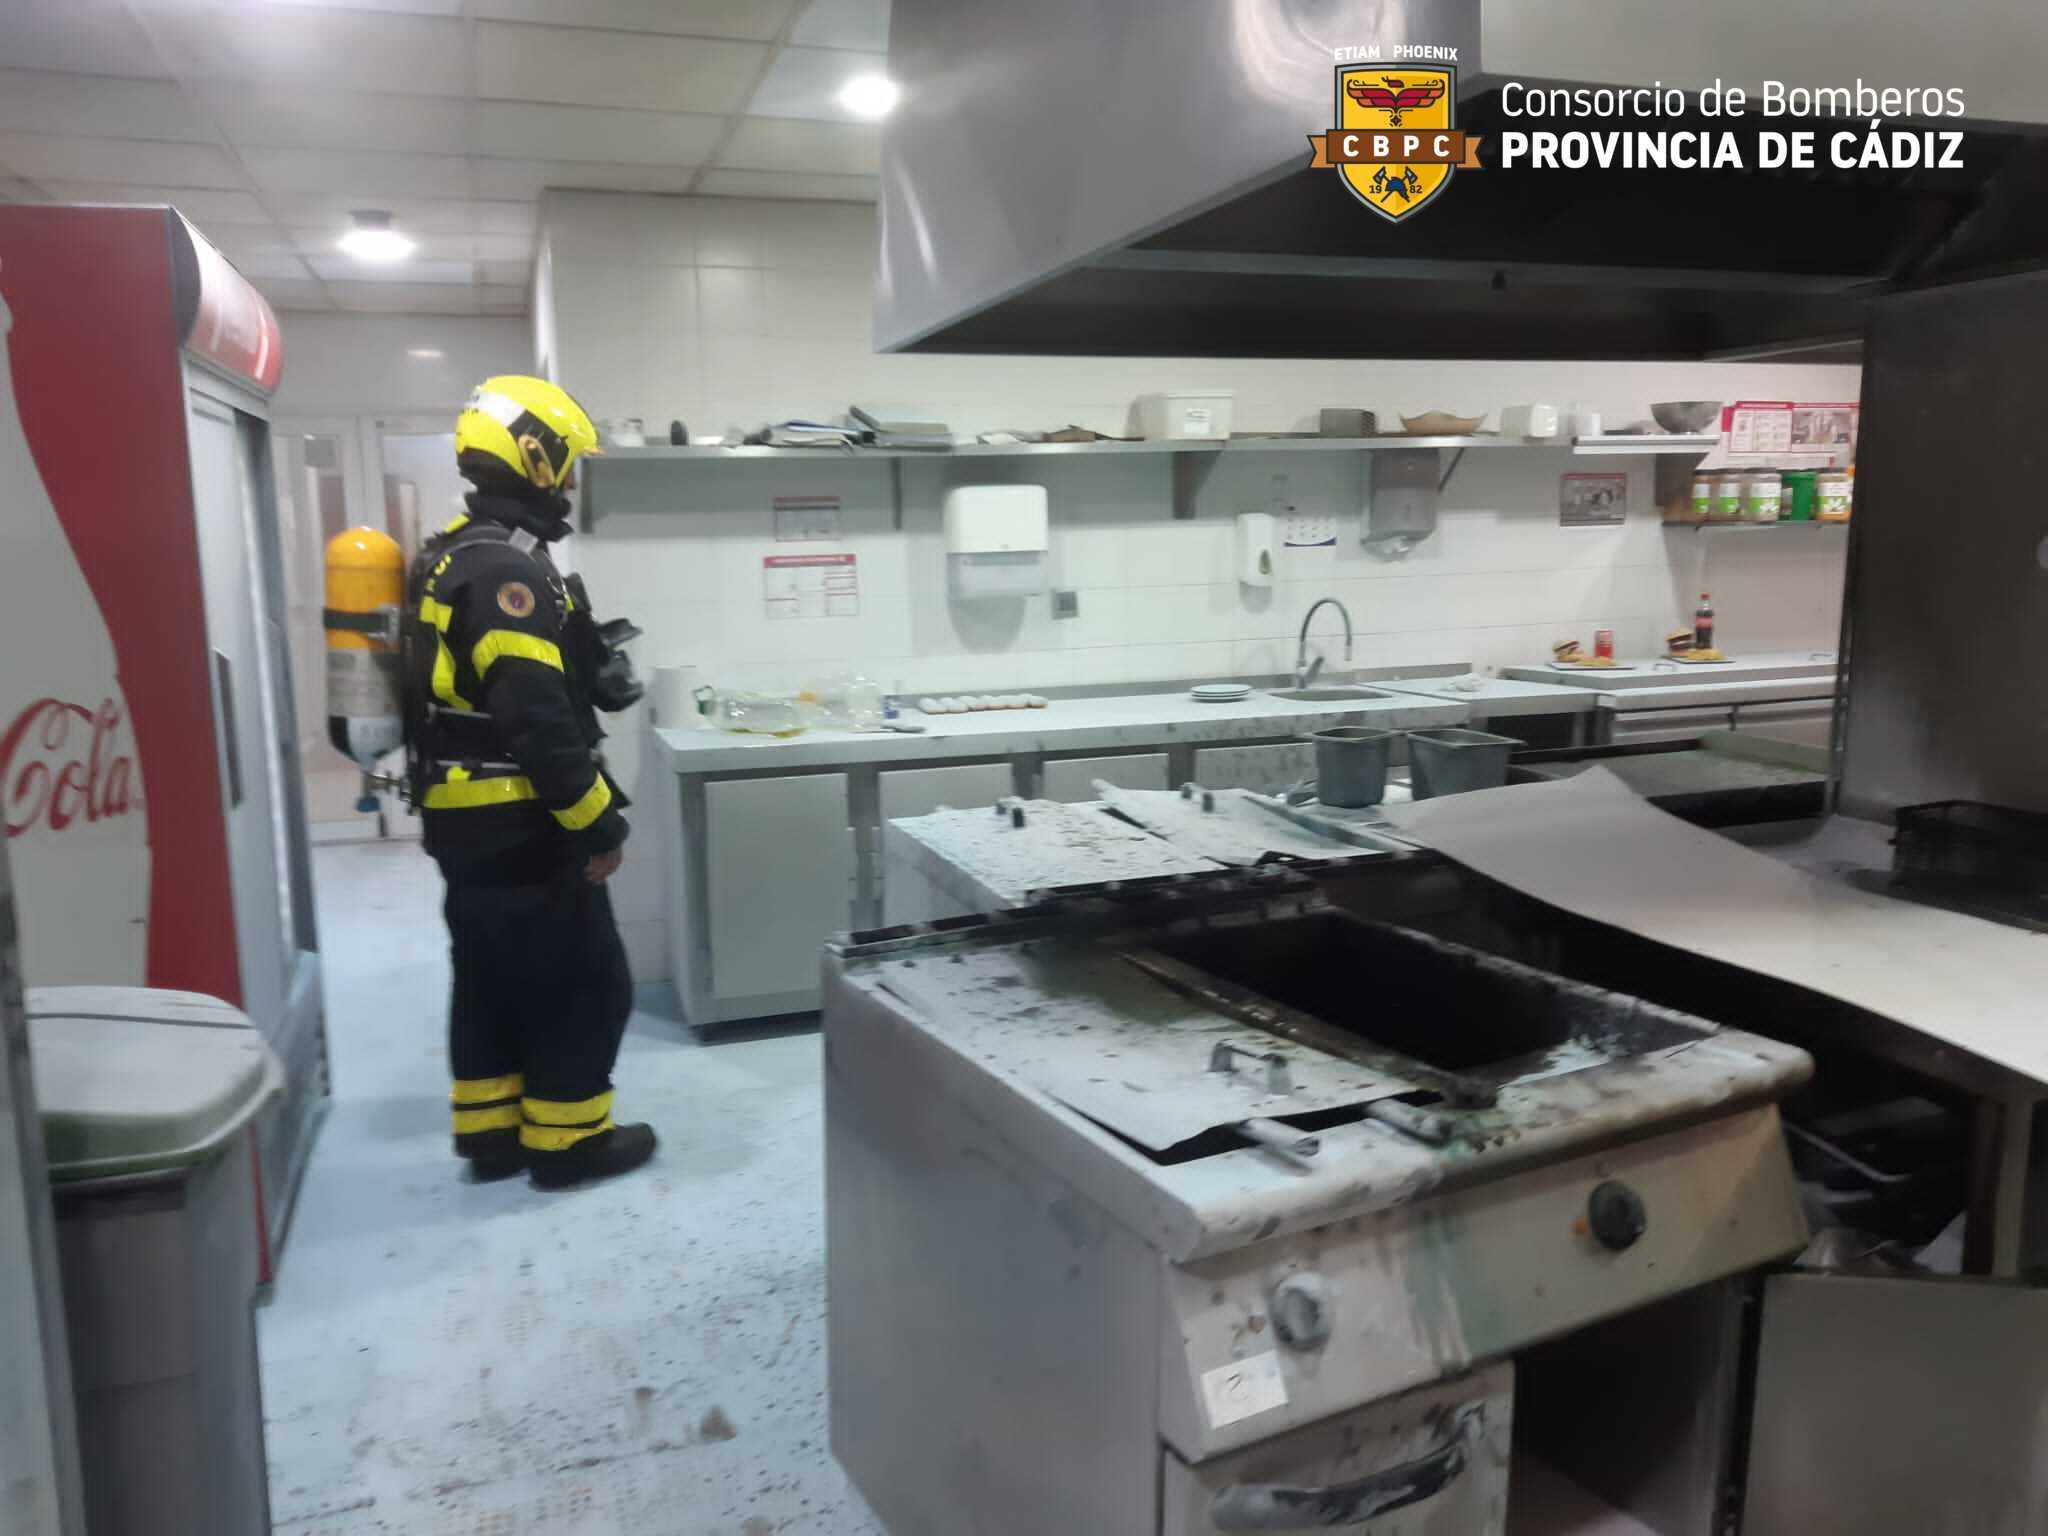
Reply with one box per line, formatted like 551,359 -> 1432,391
260,839 -> 885,1535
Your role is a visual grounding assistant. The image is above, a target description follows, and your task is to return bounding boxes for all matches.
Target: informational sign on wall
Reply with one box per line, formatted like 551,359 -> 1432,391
772,493 -> 841,542
763,552 -> 859,619
1559,471 -> 1628,526
1711,400 -> 1859,470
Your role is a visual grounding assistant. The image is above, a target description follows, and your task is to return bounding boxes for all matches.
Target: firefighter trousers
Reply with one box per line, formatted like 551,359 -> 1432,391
441,859 -> 634,1159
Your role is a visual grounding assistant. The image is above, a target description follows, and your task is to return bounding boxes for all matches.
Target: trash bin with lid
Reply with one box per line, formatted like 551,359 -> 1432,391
29,986 -> 282,1536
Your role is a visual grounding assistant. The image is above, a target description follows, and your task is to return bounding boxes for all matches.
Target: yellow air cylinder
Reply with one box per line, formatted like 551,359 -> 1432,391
323,527 -> 405,773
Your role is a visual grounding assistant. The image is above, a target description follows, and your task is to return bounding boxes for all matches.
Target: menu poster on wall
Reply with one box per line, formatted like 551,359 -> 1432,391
1559,471 -> 1628,526
773,493 -> 841,541
763,552 -> 859,619
1715,400 -> 1859,470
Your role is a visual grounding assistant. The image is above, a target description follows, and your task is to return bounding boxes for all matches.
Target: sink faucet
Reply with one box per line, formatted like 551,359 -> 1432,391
1295,598 -> 1354,689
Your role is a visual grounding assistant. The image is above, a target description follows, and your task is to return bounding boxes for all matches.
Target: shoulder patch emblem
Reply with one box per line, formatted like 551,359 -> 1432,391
497,581 -> 536,618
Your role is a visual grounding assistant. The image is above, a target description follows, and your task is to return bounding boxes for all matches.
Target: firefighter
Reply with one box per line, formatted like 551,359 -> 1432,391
404,375 -> 655,1189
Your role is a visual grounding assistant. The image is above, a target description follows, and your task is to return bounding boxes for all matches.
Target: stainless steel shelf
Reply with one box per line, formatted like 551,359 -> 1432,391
1663,519 -> 1850,530
1570,433 -> 1721,455
584,431 -> 1734,525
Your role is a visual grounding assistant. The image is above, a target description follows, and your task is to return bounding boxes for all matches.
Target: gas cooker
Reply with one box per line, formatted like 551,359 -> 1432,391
834,880 -> 1810,1263
827,868 -> 1812,1535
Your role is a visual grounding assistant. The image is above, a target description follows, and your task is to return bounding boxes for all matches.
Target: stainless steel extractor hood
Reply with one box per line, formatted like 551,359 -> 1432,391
876,0 -> 2048,359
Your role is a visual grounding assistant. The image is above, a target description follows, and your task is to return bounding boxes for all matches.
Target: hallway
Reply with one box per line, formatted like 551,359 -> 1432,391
259,840 -> 883,1535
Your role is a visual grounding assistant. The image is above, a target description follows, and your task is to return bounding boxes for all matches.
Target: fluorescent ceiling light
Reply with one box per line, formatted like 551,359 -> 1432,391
837,73 -> 900,119
338,210 -> 415,264
406,347 -> 444,360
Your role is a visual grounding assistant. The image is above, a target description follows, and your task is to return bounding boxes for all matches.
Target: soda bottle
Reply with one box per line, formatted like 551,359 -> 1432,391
1694,593 -> 1716,652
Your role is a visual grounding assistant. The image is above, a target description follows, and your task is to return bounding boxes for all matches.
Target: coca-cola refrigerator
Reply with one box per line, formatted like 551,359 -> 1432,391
0,204 -> 326,1269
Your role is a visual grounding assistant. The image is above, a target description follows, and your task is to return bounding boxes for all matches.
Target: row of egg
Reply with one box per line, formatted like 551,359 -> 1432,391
917,694 -> 1049,714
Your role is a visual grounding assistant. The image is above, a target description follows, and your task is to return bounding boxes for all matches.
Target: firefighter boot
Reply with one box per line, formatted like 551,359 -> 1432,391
457,1127 -> 526,1183
528,1122 -> 658,1191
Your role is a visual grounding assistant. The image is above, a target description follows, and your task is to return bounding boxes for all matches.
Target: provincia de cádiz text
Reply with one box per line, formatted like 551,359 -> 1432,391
1495,78 -> 1970,171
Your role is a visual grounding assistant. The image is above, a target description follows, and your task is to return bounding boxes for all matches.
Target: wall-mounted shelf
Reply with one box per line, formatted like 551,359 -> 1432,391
584,431 -> 1732,527
1662,519 -> 1850,530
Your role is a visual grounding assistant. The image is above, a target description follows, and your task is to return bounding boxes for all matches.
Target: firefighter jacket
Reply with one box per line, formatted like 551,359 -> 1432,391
404,491 -> 629,876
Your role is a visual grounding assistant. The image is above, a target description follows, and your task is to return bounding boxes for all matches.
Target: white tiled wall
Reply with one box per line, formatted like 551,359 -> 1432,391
537,189 -> 1860,976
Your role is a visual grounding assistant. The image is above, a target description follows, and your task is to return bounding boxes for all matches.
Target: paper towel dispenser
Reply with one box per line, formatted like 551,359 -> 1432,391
945,485 -> 1049,598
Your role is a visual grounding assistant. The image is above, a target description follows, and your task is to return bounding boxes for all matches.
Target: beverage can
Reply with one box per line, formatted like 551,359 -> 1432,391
1594,628 -> 1615,660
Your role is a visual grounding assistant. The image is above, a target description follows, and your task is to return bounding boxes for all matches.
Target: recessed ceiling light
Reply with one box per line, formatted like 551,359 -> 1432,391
838,73 -> 900,119
338,210 -> 415,264
406,347 -> 444,360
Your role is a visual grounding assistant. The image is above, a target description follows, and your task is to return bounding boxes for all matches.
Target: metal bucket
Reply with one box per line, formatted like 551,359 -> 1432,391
1310,726 -> 1396,808
1406,727 -> 1521,799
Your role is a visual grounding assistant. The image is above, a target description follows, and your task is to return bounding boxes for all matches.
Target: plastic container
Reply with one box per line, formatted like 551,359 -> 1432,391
1310,726 -> 1395,809
31,986 -> 282,1536
1406,727 -> 1521,800
1712,473 -> 1746,522
1780,469 -> 1817,521
1745,469 -> 1782,523
1134,390 -> 1235,440
1816,470 -> 1852,521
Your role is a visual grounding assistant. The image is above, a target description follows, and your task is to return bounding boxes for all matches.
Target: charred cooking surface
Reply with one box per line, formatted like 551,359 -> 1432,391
874,942 -> 1419,1152
1149,911 -> 1708,1077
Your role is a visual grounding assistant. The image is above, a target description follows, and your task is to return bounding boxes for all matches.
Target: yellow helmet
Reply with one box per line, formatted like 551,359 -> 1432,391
454,375 -> 600,492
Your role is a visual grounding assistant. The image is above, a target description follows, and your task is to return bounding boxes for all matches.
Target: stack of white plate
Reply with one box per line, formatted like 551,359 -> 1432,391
1191,682 -> 1251,703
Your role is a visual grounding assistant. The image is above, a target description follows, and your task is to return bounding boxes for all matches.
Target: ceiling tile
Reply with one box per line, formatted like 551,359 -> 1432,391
746,45 -> 889,122
253,276 -> 335,311
266,191 -> 494,235
473,103 -> 725,167
696,168 -> 878,201
34,182 -> 274,223
470,158 -> 701,200
0,71 -> 213,142
474,0 -> 796,41
197,85 -> 471,156
0,0 -> 167,77
479,258 -> 530,287
308,253 -> 476,284
476,22 -> 766,114
716,116 -> 879,176
240,148 -> 472,200
790,0 -> 890,52
151,6 -> 468,98
255,0 -> 464,14
327,280 -> 481,313
474,231 -> 533,262
222,249 -> 317,282
0,135 -> 251,189
473,200 -> 538,235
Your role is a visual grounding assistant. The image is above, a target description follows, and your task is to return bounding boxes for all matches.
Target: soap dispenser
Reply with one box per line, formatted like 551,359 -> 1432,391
1235,512 -> 1276,587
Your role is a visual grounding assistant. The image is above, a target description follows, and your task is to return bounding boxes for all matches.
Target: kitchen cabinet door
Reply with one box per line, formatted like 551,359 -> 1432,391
1162,1363 -> 1513,1536
878,762 -> 1016,822
1041,753 -> 1169,802
703,773 -> 855,1004
1743,1272 -> 2048,1536
1192,741 -> 1315,794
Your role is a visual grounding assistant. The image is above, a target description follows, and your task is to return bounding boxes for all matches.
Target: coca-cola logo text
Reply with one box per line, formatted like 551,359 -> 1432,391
2,697 -> 140,836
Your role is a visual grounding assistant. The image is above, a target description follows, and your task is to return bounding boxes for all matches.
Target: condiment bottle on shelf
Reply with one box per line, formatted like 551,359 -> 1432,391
1694,593 -> 1715,652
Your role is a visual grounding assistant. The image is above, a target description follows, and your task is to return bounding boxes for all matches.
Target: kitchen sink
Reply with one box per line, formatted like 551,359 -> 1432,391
1268,685 -> 1392,702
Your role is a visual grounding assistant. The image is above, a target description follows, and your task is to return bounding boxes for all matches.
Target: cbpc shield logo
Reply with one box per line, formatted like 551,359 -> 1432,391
1309,63 -> 1475,223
